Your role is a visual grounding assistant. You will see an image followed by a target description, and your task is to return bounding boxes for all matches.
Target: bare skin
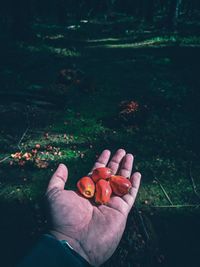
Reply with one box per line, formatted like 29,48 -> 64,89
45,149 -> 141,266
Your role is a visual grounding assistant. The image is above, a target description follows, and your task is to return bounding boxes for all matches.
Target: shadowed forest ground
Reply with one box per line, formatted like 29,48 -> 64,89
0,17 -> 200,267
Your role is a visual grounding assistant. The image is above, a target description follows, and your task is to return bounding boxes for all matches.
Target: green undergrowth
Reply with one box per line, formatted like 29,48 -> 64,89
1,20 -> 200,212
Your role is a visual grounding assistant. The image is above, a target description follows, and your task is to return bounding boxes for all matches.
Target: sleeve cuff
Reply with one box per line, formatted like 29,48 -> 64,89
17,234 -> 91,267
47,234 -> 92,266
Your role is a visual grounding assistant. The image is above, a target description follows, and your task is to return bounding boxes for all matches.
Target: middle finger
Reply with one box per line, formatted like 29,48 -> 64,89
118,153 -> 134,178
107,149 -> 126,174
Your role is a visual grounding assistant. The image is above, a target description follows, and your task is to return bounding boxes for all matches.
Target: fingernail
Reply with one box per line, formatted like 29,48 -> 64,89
135,172 -> 141,179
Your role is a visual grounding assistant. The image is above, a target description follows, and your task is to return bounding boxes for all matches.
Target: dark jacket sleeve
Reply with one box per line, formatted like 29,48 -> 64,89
17,234 -> 91,267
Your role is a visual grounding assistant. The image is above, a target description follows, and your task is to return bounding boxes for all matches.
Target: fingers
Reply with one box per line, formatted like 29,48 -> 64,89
118,153 -> 134,178
47,164 -> 68,193
122,172 -> 141,209
90,149 -> 126,175
90,149 -> 111,172
107,149 -> 126,174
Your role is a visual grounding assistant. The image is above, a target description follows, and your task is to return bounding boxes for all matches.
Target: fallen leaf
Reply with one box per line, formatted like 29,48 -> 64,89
18,160 -> 26,166
35,159 -> 49,169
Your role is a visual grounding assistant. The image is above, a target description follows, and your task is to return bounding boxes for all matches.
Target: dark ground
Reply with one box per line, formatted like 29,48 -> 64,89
0,16 -> 200,266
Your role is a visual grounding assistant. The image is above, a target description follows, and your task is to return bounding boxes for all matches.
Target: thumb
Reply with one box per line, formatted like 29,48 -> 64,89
47,164 -> 68,193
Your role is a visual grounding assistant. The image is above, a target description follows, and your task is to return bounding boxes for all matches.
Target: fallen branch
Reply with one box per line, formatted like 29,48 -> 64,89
151,204 -> 200,208
17,126 -> 29,150
0,108 -> 30,164
154,178 -> 173,205
189,162 -> 200,201
18,107 -> 31,149
0,155 -> 11,163
135,206 -> 150,241
0,127 -> 29,164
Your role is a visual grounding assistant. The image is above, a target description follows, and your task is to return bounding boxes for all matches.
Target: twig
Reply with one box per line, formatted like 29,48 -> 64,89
154,178 -> 173,205
152,204 -> 200,208
0,107 -> 30,163
17,127 -> 29,150
1,126 -> 29,164
135,206 -> 150,241
0,155 -> 11,163
189,162 -> 200,201
17,107 -> 31,150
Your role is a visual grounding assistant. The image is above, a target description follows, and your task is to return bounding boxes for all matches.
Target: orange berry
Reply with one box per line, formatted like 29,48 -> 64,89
77,176 -> 95,198
110,175 -> 132,196
91,167 -> 112,183
95,179 -> 112,204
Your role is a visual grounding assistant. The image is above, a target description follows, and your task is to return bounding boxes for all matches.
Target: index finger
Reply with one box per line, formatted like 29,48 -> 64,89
90,149 -> 111,173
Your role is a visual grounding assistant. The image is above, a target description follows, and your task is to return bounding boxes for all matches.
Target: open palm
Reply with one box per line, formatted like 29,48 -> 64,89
46,149 -> 141,266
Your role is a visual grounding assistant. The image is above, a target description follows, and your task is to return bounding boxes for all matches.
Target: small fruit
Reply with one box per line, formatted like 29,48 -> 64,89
95,179 -> 112,204
32,149 -> 38,154
77,176 -> 95,198
91,167 -> 112,182
23,152 -> 32,160
11,152 -> 23,159
110,175 -> 132,196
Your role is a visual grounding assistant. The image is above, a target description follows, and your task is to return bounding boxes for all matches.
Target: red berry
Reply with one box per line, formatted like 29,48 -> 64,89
110,175 -> 132,196
91,167 -> 112,182
95,179 -> 112,204
77,176 -> 95,198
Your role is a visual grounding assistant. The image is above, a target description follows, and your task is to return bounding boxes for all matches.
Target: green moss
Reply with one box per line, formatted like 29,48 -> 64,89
18,43 -> 81,57
88,36 -> 178,49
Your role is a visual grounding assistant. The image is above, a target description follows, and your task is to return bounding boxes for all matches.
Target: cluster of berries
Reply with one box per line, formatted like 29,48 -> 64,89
120,101 -> 139,115
77,167 -> 132,204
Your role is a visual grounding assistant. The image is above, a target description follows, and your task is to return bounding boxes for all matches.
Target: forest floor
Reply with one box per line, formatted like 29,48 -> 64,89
0,16 -> 200,267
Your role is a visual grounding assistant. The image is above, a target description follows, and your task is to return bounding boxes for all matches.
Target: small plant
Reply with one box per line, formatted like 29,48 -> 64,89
56,68 -> 96,94
119,100 -> 148,126
119,100 -> 140,123
120,100 -> 139,115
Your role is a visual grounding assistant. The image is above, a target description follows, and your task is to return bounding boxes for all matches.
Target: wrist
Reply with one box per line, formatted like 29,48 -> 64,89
49,230 -> 91,265
49,229 -> 70,241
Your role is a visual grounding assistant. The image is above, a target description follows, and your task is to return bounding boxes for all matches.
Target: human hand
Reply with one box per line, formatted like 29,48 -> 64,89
45,149 -> 141,266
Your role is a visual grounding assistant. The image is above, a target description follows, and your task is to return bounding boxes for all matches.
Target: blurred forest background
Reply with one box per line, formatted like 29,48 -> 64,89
1,0 -> 200,38
0,1 -> 200,267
